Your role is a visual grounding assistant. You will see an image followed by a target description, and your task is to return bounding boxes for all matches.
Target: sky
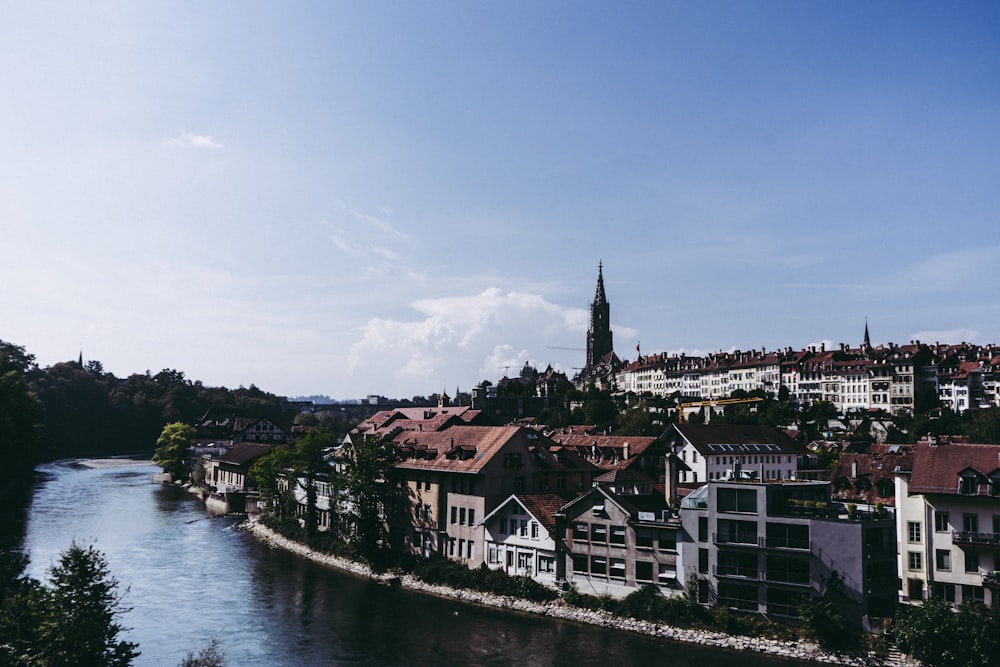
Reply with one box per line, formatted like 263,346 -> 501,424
2,2 -> 998,401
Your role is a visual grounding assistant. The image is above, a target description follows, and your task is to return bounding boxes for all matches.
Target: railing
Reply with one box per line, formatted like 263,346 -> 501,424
983,571 -> 1000,588
952,531 -> 1000,546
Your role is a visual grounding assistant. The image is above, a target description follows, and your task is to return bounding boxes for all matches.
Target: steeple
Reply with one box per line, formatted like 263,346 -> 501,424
586,262 -> 614,369
594,261 -> 607,304
863,318 -> 871,351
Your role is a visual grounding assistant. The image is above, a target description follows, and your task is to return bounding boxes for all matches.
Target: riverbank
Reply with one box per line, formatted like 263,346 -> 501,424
237,518 -> 918,666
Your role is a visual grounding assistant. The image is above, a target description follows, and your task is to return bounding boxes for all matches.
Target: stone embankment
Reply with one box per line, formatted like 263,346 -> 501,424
238,518 -> 919,667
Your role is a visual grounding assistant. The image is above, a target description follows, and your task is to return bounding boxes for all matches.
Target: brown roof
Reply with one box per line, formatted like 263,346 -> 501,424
908,441 -> 1000,496
546,434 -> 658,471
515,492 -> 578,530
393,425 -> 536,474
218,442 -> 274,466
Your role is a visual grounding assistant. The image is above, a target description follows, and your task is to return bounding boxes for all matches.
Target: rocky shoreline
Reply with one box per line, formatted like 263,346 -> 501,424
237,518 -> 919,666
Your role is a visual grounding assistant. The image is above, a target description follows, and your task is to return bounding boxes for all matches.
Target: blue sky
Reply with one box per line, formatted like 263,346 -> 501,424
2,2 -> 998,400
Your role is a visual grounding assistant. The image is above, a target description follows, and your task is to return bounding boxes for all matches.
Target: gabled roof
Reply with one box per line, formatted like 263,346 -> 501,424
482,492 -> 577,531
670,423 -> 804,455
217,442 -> 274,466
907,441 -> 1000,496
546,433 -> 659,471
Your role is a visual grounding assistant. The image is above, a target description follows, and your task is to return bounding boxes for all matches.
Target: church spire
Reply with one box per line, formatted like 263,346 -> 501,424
586,262 -> 613,369
594,260 -> 607,304
863,318 -> 871,350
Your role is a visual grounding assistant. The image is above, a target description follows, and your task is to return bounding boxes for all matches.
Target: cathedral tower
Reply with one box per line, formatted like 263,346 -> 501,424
586,262 -> 614,368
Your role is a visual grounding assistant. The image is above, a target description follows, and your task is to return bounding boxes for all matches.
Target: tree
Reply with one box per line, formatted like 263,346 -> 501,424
153,422 -> 196,482
0,550 -> 44,664
892,597 -> 1000,667
179,638 -> 226,667
0,340 -> 44,501
37,542 -> 139,667
340,435 -> 402,568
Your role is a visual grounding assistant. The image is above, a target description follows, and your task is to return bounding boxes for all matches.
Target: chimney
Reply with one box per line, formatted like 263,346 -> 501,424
665,450 -> 680,510
851,459 -> 858,478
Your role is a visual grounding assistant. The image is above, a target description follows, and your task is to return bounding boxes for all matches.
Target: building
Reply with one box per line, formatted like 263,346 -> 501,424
665,423 -> 805,485
893,437 -> 1000,609
680,478 -> 897,628
560,477 -> 682,598
482,493 -> 571,587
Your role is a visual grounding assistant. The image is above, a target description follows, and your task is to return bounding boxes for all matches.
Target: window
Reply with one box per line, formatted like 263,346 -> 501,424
908,551 -> 922,571
963,513 -> 979,533
451,507 -> 458,524
935,549 -> 951,571
517,551 -> 531,570
698,516 -> 708,542
636,529 -> 654,549
488,545 -> 499,564
965,550 -> 980,573
658,563 -> 677,582
468,509 -> 475,525
698,548 -> 709,574
907,521 -> 922,543
718,488 -> 757,513
959,473 -> 978,495
530,522 -> 539,539
610,525 -> 626,545
610,558 -> 626,579
658,529 -> 677,551
934,511 -> 950,532
468,542 -> 474,560
931,582 -> 956,603
591,556 -> 607,576
458,539 -> 465,558
514,476 -> 526,493
538,556 -> 554,573
520,520 -> 528,537
573,523 -> 588,541
449,538 -> 456,556
719,519 -> 758,545
635,560 -> 653,582
572,554 -> 588,573
459,508 -> 466,525
591,523 -> 607,543
962,585 -> 985,605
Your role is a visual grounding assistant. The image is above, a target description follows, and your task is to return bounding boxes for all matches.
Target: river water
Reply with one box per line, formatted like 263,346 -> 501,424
15,460 -> 798,666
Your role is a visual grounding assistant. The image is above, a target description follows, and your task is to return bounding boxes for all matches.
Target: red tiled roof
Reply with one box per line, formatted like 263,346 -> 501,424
908,441 -> 1000,496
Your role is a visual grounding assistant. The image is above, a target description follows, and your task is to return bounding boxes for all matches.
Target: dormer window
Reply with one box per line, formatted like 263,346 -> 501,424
990,472 -> 1000,496
959,472 -> 978,495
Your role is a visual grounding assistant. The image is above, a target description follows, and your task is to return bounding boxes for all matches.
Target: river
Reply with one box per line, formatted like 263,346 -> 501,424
15,459 -> 800,666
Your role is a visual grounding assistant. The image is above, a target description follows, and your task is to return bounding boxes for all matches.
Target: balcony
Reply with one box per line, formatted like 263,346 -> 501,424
983,571 -> 1000,590
952,531 -> 1000,551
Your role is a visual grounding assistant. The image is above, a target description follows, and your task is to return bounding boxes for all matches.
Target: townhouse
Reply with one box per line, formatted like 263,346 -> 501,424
665,423 -> 805,485
894,437 -> 1000,609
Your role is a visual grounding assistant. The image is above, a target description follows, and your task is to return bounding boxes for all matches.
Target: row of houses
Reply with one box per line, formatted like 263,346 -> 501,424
614,339 -> 1000,416
276,408 -> 936,629
194,404 -> 999,627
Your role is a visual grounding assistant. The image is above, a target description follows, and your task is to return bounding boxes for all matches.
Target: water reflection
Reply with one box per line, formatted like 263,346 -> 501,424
18,461 -> 797,666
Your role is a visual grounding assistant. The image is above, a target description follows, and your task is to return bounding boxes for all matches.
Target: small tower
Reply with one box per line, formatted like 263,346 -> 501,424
862,318 -> 871,354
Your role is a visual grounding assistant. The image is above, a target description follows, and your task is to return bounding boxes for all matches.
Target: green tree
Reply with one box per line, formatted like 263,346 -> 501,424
892,597 -> 1000,667
0,341 -> 44,501
153,422 -> 196,482
37,542 -> 139,667
340,435 -> 402,568
968,407 -> 1000,444
179,638 -> 225,667
0,550 -> 44,664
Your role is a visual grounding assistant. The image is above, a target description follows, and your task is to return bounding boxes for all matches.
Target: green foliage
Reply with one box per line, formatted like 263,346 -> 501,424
614,400 -> 660,436
153,422 -> 196,482
179,638 -> 226,667
797,597 -> 861,653
0,340 -> 44,500
340,436 -> 404,568
412,558 -> 557,603
892,598 -> 1000,667
33,542 -> 139,666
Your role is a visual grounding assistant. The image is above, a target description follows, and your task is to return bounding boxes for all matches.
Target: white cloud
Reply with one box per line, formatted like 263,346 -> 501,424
345,288 -> 588,396
909,329 -> 980,345
165,130 -> 223,149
